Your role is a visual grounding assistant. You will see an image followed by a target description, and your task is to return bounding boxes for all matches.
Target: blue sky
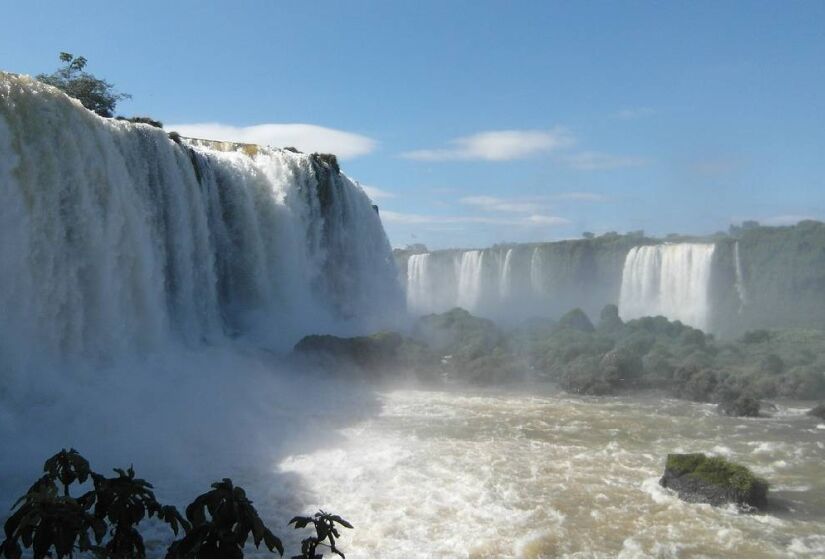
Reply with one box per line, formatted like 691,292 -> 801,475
3,0 -> 824,249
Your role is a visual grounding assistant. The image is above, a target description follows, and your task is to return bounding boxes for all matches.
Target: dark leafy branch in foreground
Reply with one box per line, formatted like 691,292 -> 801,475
0,450 -> 351,559
289,512 -> 353,559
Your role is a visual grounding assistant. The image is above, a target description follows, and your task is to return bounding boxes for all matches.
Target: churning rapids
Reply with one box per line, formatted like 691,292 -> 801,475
2,73 -> 825,559
282,386 -> 825,558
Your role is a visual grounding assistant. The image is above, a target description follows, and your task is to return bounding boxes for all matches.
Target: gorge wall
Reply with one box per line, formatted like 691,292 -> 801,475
397,221 -> 825,336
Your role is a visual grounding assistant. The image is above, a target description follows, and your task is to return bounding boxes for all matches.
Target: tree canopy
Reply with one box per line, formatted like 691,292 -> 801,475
36,52 -> 130,117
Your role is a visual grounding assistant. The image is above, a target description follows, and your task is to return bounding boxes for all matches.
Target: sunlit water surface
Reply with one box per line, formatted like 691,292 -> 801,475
279,386 -> 825,558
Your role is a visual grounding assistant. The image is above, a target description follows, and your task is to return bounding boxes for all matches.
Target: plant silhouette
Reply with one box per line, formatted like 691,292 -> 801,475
0,450 -> 350,559
289,511 -> 353,559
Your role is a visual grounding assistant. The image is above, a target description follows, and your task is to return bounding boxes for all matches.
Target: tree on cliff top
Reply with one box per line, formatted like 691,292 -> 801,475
36,52 -> 130,117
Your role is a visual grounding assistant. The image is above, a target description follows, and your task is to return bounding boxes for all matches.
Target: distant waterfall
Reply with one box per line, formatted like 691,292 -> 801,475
618,243 -> 716,330
0,72 -> 402,375
456,251 -> 485,311
499,249 -> 514,299
733,241 -> 748,313
530,247 -> 544,296
406,253 -> 432,315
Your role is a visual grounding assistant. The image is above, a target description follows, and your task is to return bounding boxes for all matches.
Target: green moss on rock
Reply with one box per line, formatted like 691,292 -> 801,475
661,453 -> 768,509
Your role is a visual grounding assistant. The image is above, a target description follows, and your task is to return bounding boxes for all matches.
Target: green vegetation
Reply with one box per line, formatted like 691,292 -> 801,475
661,453 -> 769,508
665,453 -> 767,494
294,305 -> 825,411
36,53 -> 130,117
0,450 -> 351,559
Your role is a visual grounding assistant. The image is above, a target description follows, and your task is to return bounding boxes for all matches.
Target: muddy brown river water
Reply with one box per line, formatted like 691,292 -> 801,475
280,386 -> 825,558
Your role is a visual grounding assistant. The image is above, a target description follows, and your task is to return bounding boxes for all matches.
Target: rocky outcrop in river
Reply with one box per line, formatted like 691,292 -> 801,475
659,453 -> 769,509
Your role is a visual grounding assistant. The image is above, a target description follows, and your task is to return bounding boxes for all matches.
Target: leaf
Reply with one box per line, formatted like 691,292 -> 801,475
289,516 -> 311,529
263,529 -> 284,556
91,518 -> 107,543
330,515 -> 353,529
1,537 -> 22,559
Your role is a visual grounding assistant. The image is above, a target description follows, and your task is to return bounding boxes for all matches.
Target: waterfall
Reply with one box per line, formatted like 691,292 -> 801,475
406,253 -> 432,315
456,250 -> 485,312
0,72 -> 402,377
733,241 -> 748,313
530,247 -> 544,296
618,243 -> 716,330
499,249 -> 514,299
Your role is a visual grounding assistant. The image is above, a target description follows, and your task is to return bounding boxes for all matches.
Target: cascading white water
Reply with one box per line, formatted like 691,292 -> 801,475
618,243 -> 716,330
406,253 -> 432,315
0,72 -> 402,382
499,248 -> 514,299
530,246 -> 544,296
733,241 -> 748,313
456,250 -> 485,311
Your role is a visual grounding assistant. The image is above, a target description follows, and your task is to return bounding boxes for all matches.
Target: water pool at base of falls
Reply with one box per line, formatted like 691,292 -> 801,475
278,386 -> 825,558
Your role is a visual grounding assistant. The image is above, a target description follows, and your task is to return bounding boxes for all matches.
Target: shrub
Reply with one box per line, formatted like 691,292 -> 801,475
166,478 -> 281,559
1,450 -> 350,559
36,53 -> 130,117
289,512 -> 353,559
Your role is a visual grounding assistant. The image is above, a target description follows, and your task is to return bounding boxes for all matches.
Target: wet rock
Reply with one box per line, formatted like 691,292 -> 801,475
659,453 -> 768,509
293,331 -> 404,375
807,403 -> 825,420
718,394 -> 761,417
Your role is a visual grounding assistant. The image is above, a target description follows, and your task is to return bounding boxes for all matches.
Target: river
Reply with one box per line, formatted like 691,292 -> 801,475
280,385 -> 825,558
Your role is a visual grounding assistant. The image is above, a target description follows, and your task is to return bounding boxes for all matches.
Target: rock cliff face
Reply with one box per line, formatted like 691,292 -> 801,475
659,453 -> 768,509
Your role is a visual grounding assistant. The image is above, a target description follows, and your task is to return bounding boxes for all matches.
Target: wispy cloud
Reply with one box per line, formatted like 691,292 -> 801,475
165,122 -> 377,159
459,196 -> 543,213
560,151 -> 649,171
380,210 -> 569,227
553,191 -> 609,202
358,184 -> 396,200
613,107 -> 656,120
401,128 -> 574,161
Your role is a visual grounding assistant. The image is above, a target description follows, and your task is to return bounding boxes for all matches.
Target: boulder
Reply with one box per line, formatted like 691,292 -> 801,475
807,403 -> 825,420
718,394 -> 761,417
293,331 -> 405,375
659,453 -> 768,509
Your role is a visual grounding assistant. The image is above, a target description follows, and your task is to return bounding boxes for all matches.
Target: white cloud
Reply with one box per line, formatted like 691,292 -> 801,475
401,127 -> 574,161
553,191 -> 609,202
459,196 -> 543,213
164,122 -> 377,159
560,151 -> 649,170
614,107 -> 656,120
380,210 -> 569,227
358,184 -> 396,200
524,214 -> 570,226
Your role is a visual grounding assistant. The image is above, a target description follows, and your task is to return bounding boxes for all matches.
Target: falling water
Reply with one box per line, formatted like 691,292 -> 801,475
499,248 -> 514,299
618,243 -> 716,330
406,253 -> 432,315
456,250 -> 485,311
530,246 -> 545,296
0,72 -> 402,381
733,241 -> 749,313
